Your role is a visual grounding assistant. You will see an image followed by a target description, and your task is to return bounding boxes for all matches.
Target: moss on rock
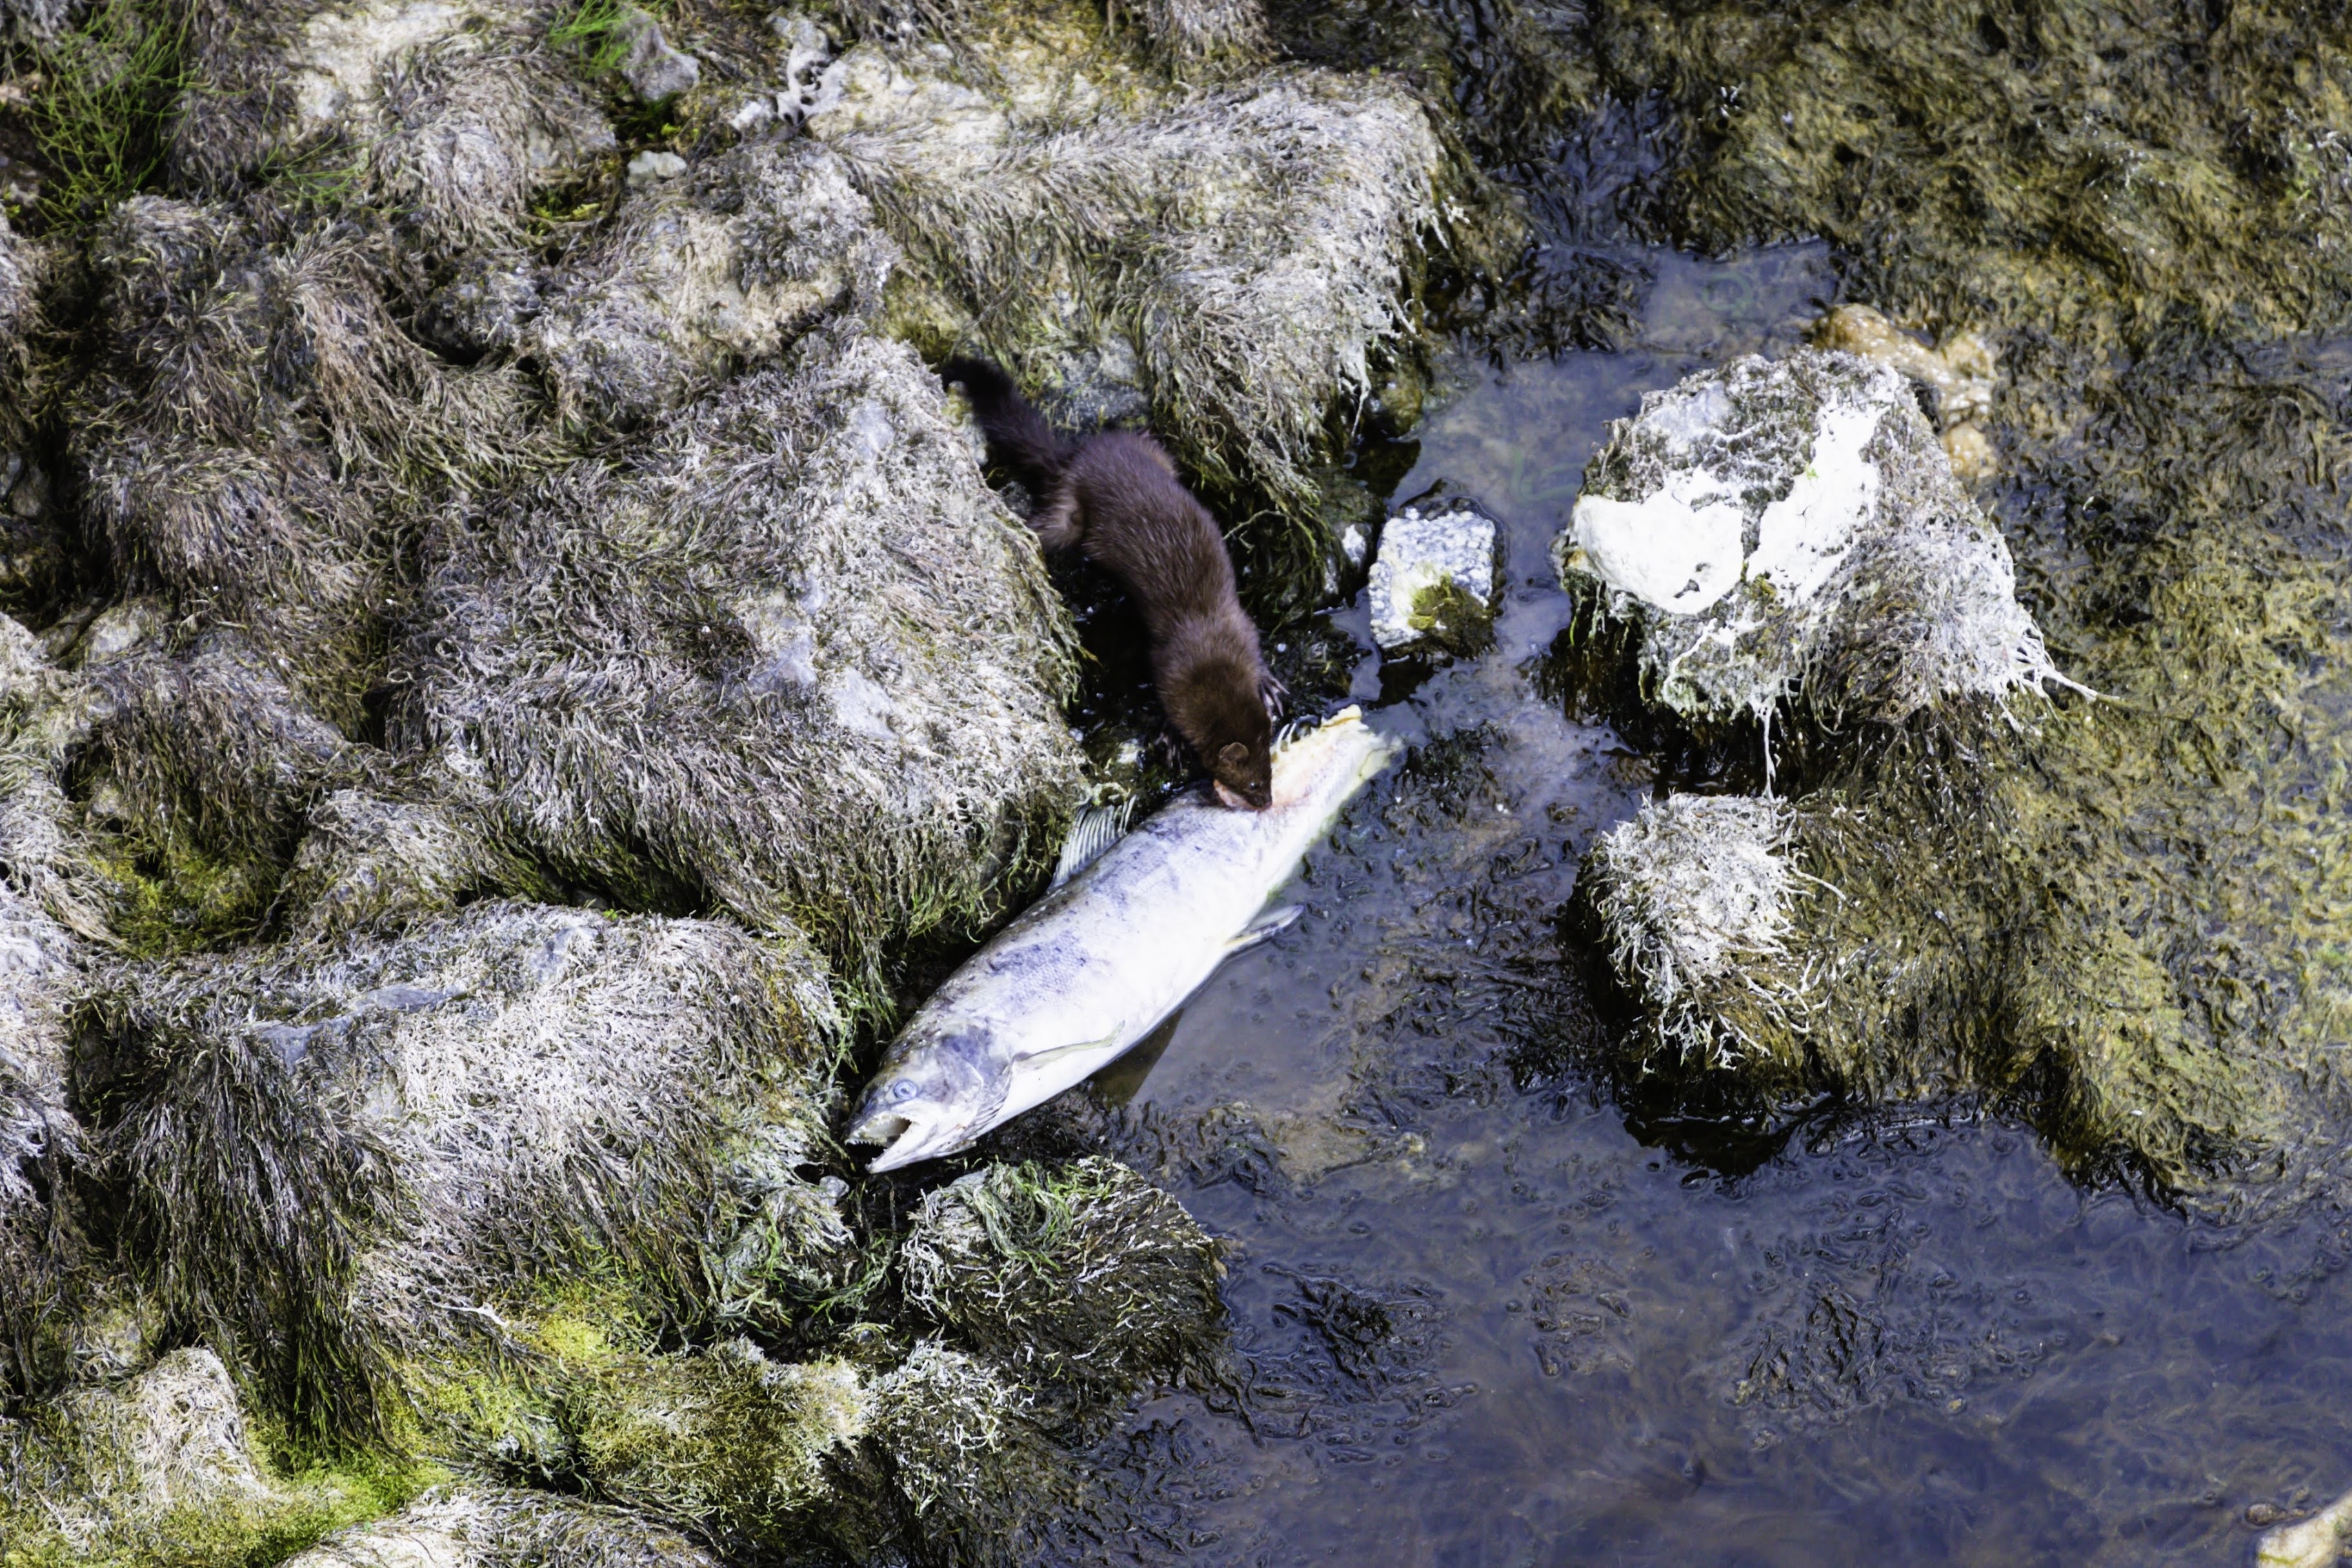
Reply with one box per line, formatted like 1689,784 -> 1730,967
85,901 -> 843,1440
393,327 -> 1081,974
807,8 -> 1446,549
898,1156 -> 1223,1390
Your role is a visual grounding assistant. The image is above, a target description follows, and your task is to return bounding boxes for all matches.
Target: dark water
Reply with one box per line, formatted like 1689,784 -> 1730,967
1081,246 -> 2352,1565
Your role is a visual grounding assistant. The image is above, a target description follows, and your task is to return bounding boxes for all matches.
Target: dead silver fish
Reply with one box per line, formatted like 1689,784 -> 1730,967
847,706 -> 1400,1171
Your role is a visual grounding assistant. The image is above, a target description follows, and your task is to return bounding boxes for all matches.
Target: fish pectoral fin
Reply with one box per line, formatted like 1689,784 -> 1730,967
1227,903 -> 1304,954
1049,801 -> 1135,890
1012,1031 -> 1127,1065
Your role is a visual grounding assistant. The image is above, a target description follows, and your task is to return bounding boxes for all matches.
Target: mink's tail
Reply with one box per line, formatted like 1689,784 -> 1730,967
941,356 -> 1076,495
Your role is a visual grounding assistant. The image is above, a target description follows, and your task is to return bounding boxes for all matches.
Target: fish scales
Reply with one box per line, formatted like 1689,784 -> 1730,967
849,708 -> 1399,1171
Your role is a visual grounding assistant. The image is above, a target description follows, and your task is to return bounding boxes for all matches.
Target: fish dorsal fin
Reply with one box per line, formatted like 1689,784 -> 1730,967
1049,801 -> 1133,890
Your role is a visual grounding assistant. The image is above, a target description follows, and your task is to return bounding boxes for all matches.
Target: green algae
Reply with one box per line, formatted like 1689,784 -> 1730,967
25,0 -> 186,225
0,1352 -> 439,1568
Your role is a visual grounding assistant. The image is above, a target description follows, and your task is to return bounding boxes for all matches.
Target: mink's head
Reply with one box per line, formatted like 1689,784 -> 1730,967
1169,656 -> 1273,810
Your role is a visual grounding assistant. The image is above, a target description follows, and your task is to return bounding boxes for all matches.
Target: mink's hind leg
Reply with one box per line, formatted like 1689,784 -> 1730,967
1030,487 -> 1084,552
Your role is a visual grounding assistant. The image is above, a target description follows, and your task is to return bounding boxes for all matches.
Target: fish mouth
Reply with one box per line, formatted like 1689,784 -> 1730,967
847,1107 -> 965,1173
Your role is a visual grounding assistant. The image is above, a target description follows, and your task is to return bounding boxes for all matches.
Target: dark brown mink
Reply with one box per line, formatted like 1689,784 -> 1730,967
941,355 -> 1282,809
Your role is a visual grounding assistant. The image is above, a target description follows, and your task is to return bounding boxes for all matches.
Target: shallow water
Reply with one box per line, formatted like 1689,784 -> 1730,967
1065,245 -> 2352,1564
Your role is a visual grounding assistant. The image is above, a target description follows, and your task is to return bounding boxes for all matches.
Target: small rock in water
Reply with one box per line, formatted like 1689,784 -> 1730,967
1365,499 -> 1502,655
2258,1484 -> 2352,1568
625,149 -> 689,186
618,7 -> 701,105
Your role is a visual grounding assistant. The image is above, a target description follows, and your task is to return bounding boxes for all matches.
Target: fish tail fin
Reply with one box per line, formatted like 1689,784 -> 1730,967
941,356 -> 1077,496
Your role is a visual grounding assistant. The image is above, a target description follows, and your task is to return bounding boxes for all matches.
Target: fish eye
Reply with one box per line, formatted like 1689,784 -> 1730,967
887,1078 -> 920,1104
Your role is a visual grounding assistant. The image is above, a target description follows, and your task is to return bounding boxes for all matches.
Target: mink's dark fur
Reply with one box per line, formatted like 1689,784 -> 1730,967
942,356 -> 1280,809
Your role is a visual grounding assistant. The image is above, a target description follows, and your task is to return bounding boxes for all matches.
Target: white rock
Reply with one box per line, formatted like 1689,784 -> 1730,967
618,7 -> 700,104
625,150 -> 689,186
2259,1487 -> 2352,1568
1365,500 -> 1501,651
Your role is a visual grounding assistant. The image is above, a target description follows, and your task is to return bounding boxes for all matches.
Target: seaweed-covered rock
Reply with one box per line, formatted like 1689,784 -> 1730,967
811,26 -> 1442,521
421,1307 -> 1092,1565
415,254 -> 542,363
843,1340 -> 1086,1567
54,1349 -> 277,1517
86,901 -> 842,1438
1578,793 -> 1804,1070
898,1157 -> 1222,1388
170,0 -> 614,252
1129,0 -> 1268,74
79,625 -> 372,863
276,789 -> 554,942
1574,709 -> 2269,1193
0,616 -> 111,1400
522,142 -> 896,434
0,1345 -> 417,1565
395,329 -> 1081,966
1555,350 -> 2067,747
72,196 -> 542,727
367,31 -> 616,262
556,1337 -> 866,1543
285,1487 -> 728,1568
0,212 -> 65,615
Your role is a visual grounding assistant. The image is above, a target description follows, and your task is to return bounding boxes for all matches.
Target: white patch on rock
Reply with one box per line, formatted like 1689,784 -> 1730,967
1747,398 -> 1884,603
1566,481 -> 1746,615
1366,501 -> 1501,649
827,667 -> 898,741
291,0 -> 477,139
